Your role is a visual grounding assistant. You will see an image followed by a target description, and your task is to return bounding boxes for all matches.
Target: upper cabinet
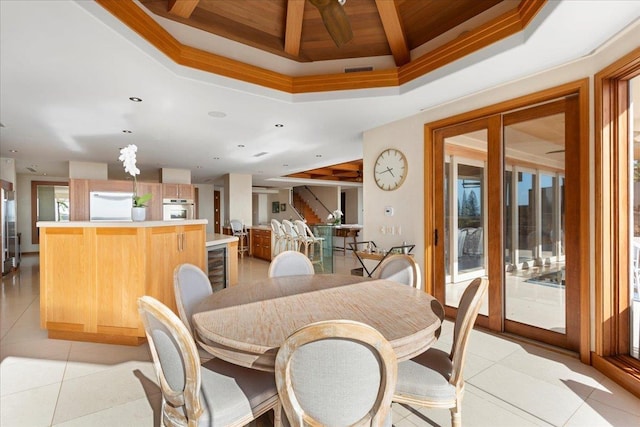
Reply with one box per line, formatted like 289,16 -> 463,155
162,183 -> 194,200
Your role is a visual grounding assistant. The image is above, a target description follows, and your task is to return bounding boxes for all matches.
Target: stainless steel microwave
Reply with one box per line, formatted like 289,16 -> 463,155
162,199 -> 194,221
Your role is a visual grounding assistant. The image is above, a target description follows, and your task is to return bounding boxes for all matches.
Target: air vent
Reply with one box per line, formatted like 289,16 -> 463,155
27,167 -> 37,173
344,66 -> 373,73
253,152 -> 268,157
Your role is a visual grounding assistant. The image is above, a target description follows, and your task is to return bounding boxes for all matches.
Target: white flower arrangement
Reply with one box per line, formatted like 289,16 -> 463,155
119,144 -> 151,207
327,209 -> 343,225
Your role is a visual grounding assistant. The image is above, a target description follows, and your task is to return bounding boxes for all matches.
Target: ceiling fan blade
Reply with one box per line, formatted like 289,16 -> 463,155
309,0 -> 353,47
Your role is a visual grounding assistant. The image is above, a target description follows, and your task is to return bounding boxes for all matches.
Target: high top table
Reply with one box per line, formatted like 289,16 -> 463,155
192,274 -> 442,372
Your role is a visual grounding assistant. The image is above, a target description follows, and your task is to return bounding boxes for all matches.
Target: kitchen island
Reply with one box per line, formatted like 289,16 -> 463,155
37,220 -> 236,345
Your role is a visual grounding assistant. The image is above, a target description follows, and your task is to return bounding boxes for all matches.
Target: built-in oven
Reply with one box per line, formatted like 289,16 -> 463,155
162,198 -> 195,221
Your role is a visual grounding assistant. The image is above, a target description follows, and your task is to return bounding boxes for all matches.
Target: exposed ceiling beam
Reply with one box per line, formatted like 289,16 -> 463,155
167,0 -> 200,19
284,0 -> 305,56
375,0 -> 410,66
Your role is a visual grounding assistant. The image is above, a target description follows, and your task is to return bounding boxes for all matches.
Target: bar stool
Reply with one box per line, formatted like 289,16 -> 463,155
230,219 -> 248,257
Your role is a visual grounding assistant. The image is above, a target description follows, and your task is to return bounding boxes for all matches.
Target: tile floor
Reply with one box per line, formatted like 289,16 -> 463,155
2,253 -> 640,426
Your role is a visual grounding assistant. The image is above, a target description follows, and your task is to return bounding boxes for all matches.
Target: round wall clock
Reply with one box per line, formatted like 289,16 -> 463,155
374,148 -> 407,191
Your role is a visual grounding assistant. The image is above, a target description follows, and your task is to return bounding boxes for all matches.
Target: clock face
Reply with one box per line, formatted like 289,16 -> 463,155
374,148 -> 407,191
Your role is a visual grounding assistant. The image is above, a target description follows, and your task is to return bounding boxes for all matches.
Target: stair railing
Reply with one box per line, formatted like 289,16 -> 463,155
293,186 -> 332,221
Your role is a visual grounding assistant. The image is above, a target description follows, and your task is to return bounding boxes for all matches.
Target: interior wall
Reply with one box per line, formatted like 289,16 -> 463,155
194,183 -> 214,234
224,173 -> 252,226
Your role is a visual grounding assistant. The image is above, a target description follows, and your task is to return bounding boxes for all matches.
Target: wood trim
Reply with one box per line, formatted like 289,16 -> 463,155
487,114 -> 503,331
425,79 -> 589,357
284,0 -> 304,57
424,124 -> 436,296
167,0 -> 199,19
399,1 -> 545,85
374,0 -> 410,66
592,353 -> 640,399
96,0 -> 546,94
594,48 -> 640,362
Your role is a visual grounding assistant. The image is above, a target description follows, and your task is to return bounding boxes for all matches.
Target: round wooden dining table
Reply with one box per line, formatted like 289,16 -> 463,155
192,274 -> 442,372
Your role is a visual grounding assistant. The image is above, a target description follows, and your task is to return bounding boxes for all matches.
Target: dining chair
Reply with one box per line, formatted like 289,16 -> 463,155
281,219 -> 301,251
267,250 -> 315,278
293,220 -> 325,265
173,263 -> 212,338
230,219 -> 248,257
137,296 -> 282,427
392,277 -> 488,427
374,254 -> 422,289
271,219 -> 287,256
275,320 -> 397,427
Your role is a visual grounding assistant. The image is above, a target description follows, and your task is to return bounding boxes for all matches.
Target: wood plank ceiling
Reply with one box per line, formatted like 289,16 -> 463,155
142,0 -> 504,65
112,0 -> 543,182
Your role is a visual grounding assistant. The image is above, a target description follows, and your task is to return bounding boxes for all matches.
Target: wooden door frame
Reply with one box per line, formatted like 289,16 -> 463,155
424,79 -> 590,361
593,47 -> 640,397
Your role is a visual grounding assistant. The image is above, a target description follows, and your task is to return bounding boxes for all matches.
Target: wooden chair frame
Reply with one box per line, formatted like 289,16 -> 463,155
275,320 -> 397,427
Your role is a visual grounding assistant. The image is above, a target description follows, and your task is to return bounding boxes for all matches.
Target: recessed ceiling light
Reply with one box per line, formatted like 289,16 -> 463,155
10,149 -> 17,153
196,166 -> 202,169
275,124 -> 284,128
283,164 -> 289,167
129,97 -> 142,102
208,111 -> 227,118
213,157 -> 220,160
122,130 -> 132,133
237,144 -> 245,148
316,154 -> 322,157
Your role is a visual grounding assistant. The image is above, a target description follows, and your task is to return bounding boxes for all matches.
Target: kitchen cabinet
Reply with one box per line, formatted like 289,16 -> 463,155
250,228 -> 272,261
147,224 -> 205,313
162,183 -> 194,200
39,221 -> 206,345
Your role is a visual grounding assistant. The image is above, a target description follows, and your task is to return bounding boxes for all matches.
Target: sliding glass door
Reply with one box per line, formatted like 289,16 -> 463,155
431,92 -> 583,351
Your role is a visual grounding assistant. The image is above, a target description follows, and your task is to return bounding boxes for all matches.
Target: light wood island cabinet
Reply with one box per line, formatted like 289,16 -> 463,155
38,220 -> 206,345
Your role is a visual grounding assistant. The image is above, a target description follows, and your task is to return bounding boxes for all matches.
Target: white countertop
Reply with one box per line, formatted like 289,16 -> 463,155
206,233 -> 238,246
37,219 -> 208,228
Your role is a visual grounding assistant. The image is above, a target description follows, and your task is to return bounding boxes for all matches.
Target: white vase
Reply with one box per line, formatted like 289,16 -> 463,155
131,206 -> 146,222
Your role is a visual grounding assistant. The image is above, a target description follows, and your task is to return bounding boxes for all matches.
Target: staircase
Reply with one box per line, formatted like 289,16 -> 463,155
293,192 -> 323,224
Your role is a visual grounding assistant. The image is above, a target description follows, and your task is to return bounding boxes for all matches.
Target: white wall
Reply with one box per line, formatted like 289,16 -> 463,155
1,158 -> 17,184
194,183 -> 215,234
224,173 -> 252,226
69,161 -> 107,179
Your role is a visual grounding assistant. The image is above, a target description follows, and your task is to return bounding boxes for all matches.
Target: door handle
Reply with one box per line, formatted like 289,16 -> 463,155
434,229 -> 438,246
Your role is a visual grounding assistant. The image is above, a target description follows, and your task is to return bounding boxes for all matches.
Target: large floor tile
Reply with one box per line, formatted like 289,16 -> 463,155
587,377 -> 640,417
63,341 -> 152,381
395,384 -> 552,427
465,328 -> 524,362
1,356 -> 67,396
52,363 -> 158,425
0,382 -> 60,427
496,344 -> 605,399
564,399 -> 640,427
468,363 -> 586,426
52,393 -> 162,427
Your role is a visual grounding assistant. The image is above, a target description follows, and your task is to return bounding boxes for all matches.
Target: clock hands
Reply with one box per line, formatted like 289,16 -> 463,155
376,166 -> 395,176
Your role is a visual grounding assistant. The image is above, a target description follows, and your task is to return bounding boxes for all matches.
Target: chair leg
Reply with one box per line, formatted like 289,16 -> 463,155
273,403 -> 283,427
450,404 -> 461,427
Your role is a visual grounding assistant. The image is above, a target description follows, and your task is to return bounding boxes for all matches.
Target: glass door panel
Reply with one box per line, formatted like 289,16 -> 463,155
443,131 -> 488,315
504,112 -> 566,333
